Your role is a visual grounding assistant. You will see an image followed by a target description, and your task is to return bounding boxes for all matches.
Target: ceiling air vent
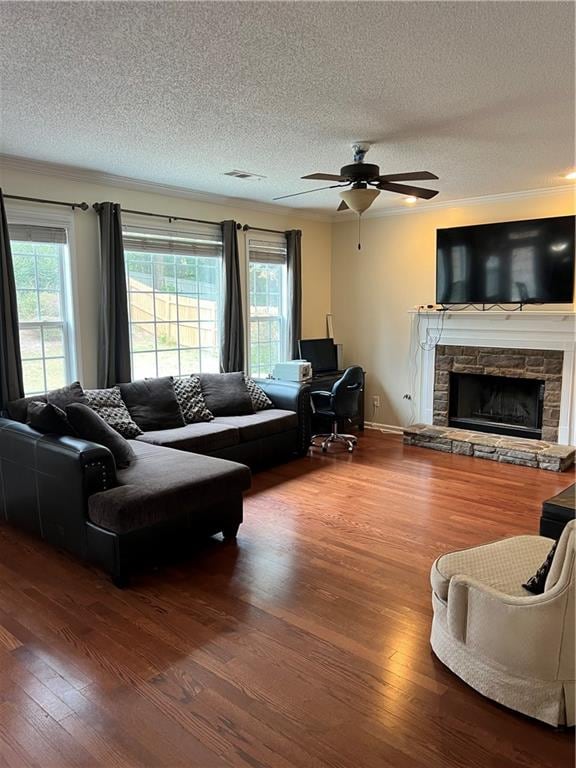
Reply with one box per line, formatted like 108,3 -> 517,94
223,170 -> 266,180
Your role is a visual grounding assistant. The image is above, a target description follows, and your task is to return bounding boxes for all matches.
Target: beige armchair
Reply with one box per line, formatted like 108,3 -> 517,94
430,521 -> 575,726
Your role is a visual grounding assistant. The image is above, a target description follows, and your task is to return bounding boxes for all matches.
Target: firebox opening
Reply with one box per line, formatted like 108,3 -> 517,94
449,372 -> 545,440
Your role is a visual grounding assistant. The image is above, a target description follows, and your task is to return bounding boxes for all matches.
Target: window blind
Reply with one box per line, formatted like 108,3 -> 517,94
123,229 -> 222,257
8,224 -> 67,244
248,239 -> 287,265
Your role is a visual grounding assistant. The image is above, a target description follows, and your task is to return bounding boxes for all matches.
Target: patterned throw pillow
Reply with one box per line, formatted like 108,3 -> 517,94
172,375 -> 213,423
244,376 -> 273,411
85,387 -> 143,439
522,541 -> 558,594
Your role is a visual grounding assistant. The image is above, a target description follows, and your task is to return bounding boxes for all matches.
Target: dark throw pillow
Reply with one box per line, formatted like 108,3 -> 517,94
7,394 -> 48,423
522,541 -> 558,595
172,375 -> 214,423
119,377 -> 185,431
46,381 -> 87,410
199,372 -> 254,416
85,386 -> 143,439
244,375 -> 274,411
66,403 -> 135,468
27,401 -> 76,436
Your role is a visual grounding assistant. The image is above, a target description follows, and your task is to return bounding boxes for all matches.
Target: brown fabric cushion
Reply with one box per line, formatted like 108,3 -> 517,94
7,381 -> 86,422
27,401 -> 76,436
8,394 -> 48,423
213,410 -> 298,442
199,372 -> 253,416
87,440 -> 251,534
46,381 -> 87,410
136,422 -> 239,454
120,377 -> 184,431
66,403 -> 135,469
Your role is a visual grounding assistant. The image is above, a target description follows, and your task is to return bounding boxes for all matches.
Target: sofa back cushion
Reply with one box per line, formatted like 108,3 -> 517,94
172,375 -> 214,423
85,386 -> 143,438
120,377 -> 185,431
66,403 -> 135,468
199,372 -> 253,416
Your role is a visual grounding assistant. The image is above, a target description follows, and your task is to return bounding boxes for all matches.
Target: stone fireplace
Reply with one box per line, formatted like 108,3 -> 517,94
433,345 -> 563,442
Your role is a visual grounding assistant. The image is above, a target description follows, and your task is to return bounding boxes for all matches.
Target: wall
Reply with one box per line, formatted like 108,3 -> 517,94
331,188 -> 576,429
0,164 -> 332,388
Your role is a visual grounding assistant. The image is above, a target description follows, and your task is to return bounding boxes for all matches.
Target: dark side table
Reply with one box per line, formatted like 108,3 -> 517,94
540,483 -> 576,540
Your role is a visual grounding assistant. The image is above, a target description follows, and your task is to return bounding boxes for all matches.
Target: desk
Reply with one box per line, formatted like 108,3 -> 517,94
307,369 -> 365,432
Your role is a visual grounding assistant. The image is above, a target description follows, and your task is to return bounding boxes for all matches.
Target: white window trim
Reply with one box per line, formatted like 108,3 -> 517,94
6,202 -> 80,387
245,232 -> 289,378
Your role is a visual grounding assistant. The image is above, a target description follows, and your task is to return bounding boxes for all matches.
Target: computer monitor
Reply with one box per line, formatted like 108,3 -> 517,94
298,338 -> 338,374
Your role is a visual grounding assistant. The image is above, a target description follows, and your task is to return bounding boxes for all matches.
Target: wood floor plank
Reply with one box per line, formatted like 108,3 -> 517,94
0,431 -> 572,767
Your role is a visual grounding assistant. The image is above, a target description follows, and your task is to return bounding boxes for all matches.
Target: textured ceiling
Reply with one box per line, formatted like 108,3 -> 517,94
0,1 -> 574,213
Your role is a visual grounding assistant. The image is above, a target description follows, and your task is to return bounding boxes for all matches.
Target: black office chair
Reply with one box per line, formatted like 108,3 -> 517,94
310,366 -> 364,453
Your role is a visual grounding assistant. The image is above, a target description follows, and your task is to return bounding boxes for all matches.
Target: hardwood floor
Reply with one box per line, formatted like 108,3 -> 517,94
0,430 -> 573,768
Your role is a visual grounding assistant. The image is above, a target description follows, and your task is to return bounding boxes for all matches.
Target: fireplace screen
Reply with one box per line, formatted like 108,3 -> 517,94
449,372 -> 545,440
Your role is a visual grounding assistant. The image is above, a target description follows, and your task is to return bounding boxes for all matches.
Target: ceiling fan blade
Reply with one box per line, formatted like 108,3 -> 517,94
273,183 -> 349,201
301,173 -> 346,181
376,181 -> 439,200
378,171 -> 439,182
337,200 -> 349,211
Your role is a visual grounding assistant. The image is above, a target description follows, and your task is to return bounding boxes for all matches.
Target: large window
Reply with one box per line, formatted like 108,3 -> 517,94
10,224 -> 73,395
248,238 -> 288,378
123,227 -> 223,379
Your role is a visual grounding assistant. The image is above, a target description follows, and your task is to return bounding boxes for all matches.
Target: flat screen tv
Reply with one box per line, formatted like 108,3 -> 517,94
436,216 -> 575,305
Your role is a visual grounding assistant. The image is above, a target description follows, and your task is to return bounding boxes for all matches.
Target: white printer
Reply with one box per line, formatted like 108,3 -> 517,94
273,360 -> 312,382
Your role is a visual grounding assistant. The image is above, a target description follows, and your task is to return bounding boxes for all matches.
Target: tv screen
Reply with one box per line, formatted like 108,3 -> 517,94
298,338 -> 338,373
436,216 -> 575,305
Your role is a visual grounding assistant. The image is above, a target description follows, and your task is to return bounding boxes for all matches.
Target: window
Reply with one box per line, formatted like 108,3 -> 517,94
248,238 -> 288,378
123,227 -> 223,379
10,224 -> 73,395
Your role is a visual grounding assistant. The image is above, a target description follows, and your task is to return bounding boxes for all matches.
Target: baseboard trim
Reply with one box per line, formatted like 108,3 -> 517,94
365,422 -> 404,435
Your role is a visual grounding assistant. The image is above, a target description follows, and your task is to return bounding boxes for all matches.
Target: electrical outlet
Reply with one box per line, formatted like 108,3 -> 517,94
403,393 -> 412,401
372,395 -> 380,408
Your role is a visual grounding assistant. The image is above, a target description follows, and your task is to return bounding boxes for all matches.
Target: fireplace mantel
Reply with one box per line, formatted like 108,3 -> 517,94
409,310 -> 576,444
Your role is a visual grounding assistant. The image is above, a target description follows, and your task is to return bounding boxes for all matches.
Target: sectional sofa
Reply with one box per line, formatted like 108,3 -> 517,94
0,376 -> 311,585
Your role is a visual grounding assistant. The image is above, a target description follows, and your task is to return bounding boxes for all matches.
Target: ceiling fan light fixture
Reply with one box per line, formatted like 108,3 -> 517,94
339,188 -> 380,214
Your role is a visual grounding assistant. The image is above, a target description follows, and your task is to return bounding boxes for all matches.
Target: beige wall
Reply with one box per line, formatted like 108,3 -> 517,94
1,165 -> 332,388
331,189 -> 576,428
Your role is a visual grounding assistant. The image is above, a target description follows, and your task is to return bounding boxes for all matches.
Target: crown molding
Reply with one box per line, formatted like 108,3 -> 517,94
332,184 -> 575,221
0,154 -> 332,223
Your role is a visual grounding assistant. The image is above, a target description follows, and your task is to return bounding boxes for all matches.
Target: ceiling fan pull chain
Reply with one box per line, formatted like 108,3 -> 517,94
358,215 -> 362,251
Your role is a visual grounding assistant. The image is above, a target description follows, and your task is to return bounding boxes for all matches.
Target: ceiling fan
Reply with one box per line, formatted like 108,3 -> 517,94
273,142 -> 439,214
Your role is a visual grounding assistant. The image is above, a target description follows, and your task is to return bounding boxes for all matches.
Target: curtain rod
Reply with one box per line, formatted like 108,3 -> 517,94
93,203 -> 241,229
5,194 -> 89,211
242,224 -> 286,235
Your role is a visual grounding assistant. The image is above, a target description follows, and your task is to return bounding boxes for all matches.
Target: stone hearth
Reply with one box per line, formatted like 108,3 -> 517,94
434,345 -> 563,442
403,424 -> 575,472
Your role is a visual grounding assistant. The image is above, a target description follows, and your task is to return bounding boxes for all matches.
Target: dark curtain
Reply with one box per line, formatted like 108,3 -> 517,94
286,229 -> 302,359
0,189 -> 25,410
95,202 -> 131,387
221,220 -> 244,372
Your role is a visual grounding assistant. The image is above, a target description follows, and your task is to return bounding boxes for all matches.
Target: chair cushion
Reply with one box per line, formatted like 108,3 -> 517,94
431,535 -> 555,600
199,372 -> 253,416
523,541 -> 558,594
214,409 -> 298,442
87,441 -> 251,534
120,377 -> 184,431
136,422 -> 239,454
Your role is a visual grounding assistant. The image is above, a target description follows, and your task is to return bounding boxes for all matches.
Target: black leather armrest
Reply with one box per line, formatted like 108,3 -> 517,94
0,418 -> 117,557
255,380 -> 311,455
